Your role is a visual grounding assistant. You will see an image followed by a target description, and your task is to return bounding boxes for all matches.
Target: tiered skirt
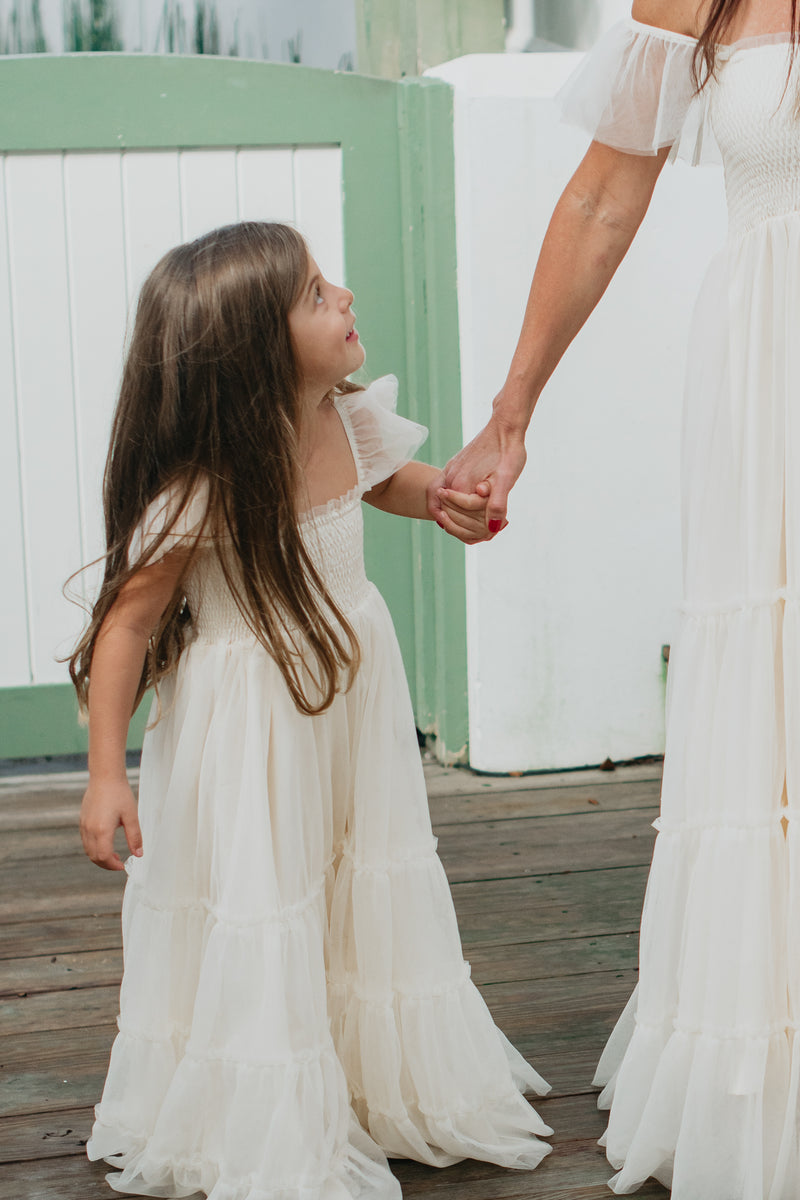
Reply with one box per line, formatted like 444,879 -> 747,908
88,585 -> 552,1198
595,214 -> 800,1199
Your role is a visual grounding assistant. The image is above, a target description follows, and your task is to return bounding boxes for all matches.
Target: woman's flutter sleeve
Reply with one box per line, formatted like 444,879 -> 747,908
557,19 -> 718,166
342,376 -> 428,492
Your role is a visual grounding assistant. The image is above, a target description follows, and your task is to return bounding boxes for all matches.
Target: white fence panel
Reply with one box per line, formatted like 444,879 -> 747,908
121,152 -> 183,304
5,154 -> 84,682
64,153 -> 129,578
1,145 -> 343,690
429,54 -> 728,771
293,147 -> 344,286
0,158 -> 30,687
236,147 -> 295,224
179,148 -> 240,242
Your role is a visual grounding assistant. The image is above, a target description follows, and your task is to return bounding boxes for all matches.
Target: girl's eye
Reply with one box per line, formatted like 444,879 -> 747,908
314,285 -> 324,305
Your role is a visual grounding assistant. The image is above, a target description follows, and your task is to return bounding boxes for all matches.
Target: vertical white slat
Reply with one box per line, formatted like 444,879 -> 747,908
179,148 -> 239,242
292,147 -> 344,285
63,153 -> 129,600
236,147 -> 295,224
121,150 -> 182,307
0,157 -> 33,686
5,154 -> 84,683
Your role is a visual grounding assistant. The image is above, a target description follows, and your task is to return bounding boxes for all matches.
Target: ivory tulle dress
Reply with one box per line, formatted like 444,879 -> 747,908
560,17 -> 800,1200
86,377 -> 552,1199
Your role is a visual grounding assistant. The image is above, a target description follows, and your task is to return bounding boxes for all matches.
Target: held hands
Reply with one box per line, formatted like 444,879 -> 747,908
80,777 -> 143,871
427,413 -> 528,538
434,482 -> 507,544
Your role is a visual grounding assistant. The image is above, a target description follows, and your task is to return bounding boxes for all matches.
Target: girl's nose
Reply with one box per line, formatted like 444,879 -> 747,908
339,286 -> 354,309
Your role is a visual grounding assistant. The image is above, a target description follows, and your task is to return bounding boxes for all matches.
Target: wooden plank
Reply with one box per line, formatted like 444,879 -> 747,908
428,780 -> 661,826
0,1106 -> 92,1162
0,777 -> 660,833
0,949 -> 123,997
435,808 -> 657,884
0,1023 -> 114,1118
0,914 -> 121,961
424,762 -> 662,799
451,867 -> 647,946
0,1156 -> 112,1199
468,932 -> 638,986
0,789 -> 82,833
0,856 -> 124,921
0,984 -> 118,1038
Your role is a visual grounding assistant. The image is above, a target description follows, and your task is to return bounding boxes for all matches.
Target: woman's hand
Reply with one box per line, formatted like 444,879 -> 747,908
427,412 -> 527,534
80,777 -> 143,871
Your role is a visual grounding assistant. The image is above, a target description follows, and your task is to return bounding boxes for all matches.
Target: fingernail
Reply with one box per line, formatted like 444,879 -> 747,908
436,518 -> 445,529
488,519 -> 502,533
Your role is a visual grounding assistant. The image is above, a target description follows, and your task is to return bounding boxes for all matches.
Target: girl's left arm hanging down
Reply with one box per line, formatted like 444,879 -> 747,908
80,550 -> 190,871
364,462 -> 492,545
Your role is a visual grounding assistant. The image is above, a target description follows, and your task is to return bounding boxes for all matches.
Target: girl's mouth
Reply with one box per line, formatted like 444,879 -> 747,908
346,329 -> 359,342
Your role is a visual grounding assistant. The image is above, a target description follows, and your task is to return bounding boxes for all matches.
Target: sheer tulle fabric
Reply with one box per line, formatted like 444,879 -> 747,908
89,379 -> 552,1198
557,18 -> 719,164
563,20 -> 800,1198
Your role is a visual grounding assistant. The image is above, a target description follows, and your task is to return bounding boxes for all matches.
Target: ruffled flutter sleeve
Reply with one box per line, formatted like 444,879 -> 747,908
340,375 -> 428,493
557,18 -> 718,166
128,478 -> 211,565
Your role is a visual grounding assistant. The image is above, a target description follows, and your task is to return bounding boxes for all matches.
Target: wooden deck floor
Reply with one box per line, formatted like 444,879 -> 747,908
0,759 -> 669,1200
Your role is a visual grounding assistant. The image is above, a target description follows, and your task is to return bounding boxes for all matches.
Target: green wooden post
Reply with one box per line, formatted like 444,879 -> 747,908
355,0 -> 505,78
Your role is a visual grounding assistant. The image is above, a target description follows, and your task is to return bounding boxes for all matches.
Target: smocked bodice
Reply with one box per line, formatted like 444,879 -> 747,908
710,44 -> 800,239
187,498 -> 371,644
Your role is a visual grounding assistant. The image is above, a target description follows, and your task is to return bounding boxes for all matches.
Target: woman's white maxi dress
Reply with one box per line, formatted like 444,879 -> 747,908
86,378 -> 552,1199
560,18 -> 800,1200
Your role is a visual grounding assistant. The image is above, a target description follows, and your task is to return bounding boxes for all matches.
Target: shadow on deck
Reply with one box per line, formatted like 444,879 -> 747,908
0,759 -> 667,1199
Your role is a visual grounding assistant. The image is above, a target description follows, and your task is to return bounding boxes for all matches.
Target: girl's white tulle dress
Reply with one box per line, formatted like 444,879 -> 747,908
560,18 -> 800,1200
86,377 -> 552,1199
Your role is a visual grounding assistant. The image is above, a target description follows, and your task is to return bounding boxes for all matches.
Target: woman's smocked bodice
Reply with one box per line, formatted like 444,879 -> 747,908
557,21 -> 800,241
710,44 -> 800,238
186,499 -> 372,643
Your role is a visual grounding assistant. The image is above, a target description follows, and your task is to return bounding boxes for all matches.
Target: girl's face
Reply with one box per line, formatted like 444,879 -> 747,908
288,256 -> 365,404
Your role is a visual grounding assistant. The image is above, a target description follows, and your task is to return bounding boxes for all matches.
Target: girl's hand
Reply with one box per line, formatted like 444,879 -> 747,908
427,414 -> 527,535
80,778 -> 143,871
436,483 -> 508,544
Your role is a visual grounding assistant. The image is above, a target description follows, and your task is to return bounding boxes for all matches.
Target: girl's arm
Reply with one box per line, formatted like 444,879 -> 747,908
427,138 -> 670,531
365,462 -> 491,544
80,551 -> 189,871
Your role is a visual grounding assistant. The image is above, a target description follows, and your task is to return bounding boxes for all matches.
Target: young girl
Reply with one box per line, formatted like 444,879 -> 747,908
71,221 -> 551,1199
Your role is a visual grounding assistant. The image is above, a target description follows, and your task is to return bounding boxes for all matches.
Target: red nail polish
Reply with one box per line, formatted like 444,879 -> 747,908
488,519 -> 502,534
436,518 -> 445,529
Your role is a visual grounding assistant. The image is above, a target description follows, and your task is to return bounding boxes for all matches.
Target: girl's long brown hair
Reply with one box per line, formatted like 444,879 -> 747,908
694,0 -> 800,86
69,222 -> 361,718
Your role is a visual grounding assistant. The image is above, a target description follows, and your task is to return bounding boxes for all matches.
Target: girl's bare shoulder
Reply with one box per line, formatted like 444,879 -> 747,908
631,0 -> 704,37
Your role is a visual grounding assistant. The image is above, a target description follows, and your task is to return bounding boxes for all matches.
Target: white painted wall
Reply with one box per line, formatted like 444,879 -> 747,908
2,145 -> 343,687
428,53 -> 728,772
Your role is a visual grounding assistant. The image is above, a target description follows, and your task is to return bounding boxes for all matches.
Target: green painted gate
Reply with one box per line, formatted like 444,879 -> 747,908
0,54 -> 468,762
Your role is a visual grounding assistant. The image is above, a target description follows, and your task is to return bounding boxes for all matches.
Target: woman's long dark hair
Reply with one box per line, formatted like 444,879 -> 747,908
69,221 -> 361,718
694,0 -> 800,86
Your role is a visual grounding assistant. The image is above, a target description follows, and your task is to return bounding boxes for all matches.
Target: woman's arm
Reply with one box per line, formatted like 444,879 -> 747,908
365,461 -> 491,543
80,551 -> 189,871
429,139 -> 670,530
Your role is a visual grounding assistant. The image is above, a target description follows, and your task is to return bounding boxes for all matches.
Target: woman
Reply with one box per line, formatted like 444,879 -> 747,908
431,2 -> 800,1196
